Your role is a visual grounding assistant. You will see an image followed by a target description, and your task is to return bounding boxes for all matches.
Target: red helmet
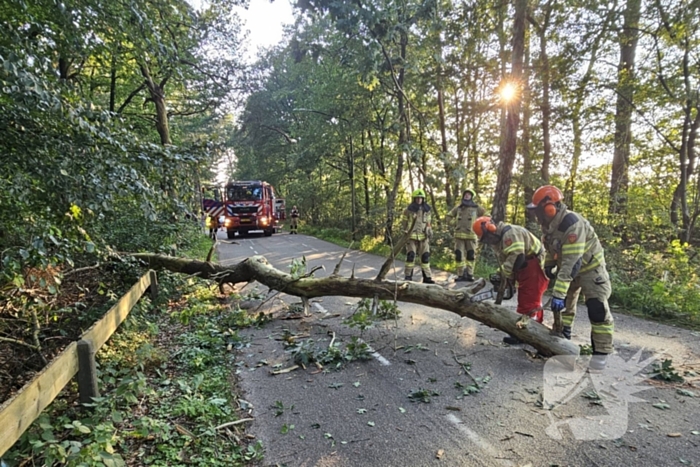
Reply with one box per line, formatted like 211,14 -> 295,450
527,185 -> 563,209
472,216 -> 497,239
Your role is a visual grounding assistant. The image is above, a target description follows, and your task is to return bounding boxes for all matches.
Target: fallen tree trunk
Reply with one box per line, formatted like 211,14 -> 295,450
132,253 -> 579,357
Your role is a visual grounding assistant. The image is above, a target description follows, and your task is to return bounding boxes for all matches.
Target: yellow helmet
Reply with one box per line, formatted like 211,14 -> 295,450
412,189 -> 426,198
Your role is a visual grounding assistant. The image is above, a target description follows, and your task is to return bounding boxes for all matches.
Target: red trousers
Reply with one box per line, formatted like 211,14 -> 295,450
515,258 -> 549,323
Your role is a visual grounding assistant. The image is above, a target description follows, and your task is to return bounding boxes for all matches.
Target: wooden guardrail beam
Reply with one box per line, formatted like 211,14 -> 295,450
0,270 -> 155,457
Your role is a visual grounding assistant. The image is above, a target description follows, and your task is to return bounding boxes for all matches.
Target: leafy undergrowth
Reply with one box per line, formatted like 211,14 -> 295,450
5,271 -> 266,466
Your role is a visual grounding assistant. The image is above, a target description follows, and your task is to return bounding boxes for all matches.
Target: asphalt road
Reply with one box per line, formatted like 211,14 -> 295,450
216,230 -> 700,467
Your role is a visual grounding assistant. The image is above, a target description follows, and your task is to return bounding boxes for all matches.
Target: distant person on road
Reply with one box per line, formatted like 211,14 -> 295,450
290,206 -> 300,234
527,185 -> 614,372
473,216 -> 549,345
401,189 -> 435,284
446,189 -> 486,282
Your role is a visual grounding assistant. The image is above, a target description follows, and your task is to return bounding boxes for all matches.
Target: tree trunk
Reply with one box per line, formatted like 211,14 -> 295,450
438,85 -> 453,208
362,132 -> 371,218
132,253 -> 579,357
385,31 -> 408,244
109,47 -> 118,113
348,138 -> 356,239
609,0 -> 641,216
492,0 -> 527,223
521,20 -> 535,226
140,63 -> 172,146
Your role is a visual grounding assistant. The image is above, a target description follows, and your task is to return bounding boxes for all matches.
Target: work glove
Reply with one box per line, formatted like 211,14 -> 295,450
551,297 -> 566,313
544,265 -> 557,280
426,226 -> 433,240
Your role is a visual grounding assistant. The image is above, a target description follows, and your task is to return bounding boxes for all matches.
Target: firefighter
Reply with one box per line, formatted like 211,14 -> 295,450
401,189 -> 435,284
527,185 -> 614,372
205,214 -> 218,240
290,205 -> 300,234
473,216 -> 550,344
446,189 -> 486,281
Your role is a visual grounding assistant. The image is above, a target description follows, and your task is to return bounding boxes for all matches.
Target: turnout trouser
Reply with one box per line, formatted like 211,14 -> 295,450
405,239 -> 431,278
560,268 -> 614,354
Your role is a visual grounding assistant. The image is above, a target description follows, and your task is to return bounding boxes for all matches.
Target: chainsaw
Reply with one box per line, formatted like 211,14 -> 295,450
469,273 -> 514,303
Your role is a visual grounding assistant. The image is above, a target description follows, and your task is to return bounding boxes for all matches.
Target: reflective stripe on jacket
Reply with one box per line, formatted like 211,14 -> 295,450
542,207 -> 606,298
492,223 -> 542,278
446,204 -> 485,240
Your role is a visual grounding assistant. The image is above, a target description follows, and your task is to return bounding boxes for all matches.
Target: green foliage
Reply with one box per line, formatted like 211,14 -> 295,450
6,278 -> 264,466
289,256 -> 308,279
408,388 -> 439,403
651,359 -> 685,383
285,335 -> 371,369
610,240 -> 700,322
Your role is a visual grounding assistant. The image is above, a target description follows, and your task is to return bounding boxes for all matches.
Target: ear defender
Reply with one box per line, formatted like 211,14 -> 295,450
543,202 -> 557,218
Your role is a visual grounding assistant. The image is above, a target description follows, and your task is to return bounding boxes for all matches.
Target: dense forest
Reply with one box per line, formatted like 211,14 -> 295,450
2,0 -> 699,364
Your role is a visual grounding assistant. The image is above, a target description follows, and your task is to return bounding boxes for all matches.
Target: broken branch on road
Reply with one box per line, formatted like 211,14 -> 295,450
132,253 -> 579,357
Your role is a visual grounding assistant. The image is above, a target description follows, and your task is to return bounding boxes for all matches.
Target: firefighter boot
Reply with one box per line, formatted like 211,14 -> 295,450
562,326 -> 572,340
503,334 -> 523,345
455,271 -> 472,282
422,272 -> 435,284
404,274 -> 413,282
589,352 -> 608,373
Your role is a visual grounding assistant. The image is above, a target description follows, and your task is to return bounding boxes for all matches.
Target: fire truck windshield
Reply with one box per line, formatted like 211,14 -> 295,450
227,185 -> 263,201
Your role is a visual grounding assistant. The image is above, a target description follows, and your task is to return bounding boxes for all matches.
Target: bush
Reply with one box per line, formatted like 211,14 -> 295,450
609,240 -> 700,322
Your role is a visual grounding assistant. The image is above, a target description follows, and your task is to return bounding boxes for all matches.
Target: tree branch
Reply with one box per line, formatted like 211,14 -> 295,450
131,253 -> 579,357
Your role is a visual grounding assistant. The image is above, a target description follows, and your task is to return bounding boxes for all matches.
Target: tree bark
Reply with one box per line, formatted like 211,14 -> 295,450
132,253 -> 579,358
140,63 -> 172,145
609,0 -> 641,216
492,0 -> 528,223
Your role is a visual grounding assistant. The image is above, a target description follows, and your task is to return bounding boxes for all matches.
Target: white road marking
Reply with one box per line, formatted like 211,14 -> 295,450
446,414 -> 514,466
370,350 -> 391,366
249,246 -> 254,250
254,251 -> 258,254
356,338 -> 390,366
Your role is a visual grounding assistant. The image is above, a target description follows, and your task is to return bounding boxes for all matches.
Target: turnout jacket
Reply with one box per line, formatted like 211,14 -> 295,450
401,202 -> 431,241
492,223 -> 543,279
542,206 -> 606,299
446,200 -> 486,240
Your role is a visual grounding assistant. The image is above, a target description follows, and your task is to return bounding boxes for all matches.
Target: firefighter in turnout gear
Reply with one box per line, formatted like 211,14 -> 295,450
528,185 -> 614,372
290,206 -> 300,234
446,189 -> 486,281
473,216 -> 550,345
401,189 -> 435,284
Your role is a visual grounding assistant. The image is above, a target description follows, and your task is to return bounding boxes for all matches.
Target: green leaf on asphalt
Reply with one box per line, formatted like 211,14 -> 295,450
652,403 -> 670,410
676,389 -> 697,397
399,407 -> 406,413
367,421 -> 375,427
353,381 -> 361,387
357,408 -> 367,414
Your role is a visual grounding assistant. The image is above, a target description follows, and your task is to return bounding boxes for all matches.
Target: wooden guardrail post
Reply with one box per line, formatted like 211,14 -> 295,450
77,340 -> 99,406
148,270 -> 158,301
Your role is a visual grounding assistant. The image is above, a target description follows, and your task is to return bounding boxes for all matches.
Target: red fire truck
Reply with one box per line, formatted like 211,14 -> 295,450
221,180 -> 285,239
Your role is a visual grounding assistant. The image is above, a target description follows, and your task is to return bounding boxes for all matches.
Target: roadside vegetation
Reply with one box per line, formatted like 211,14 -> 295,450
4,233 -> 265,466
